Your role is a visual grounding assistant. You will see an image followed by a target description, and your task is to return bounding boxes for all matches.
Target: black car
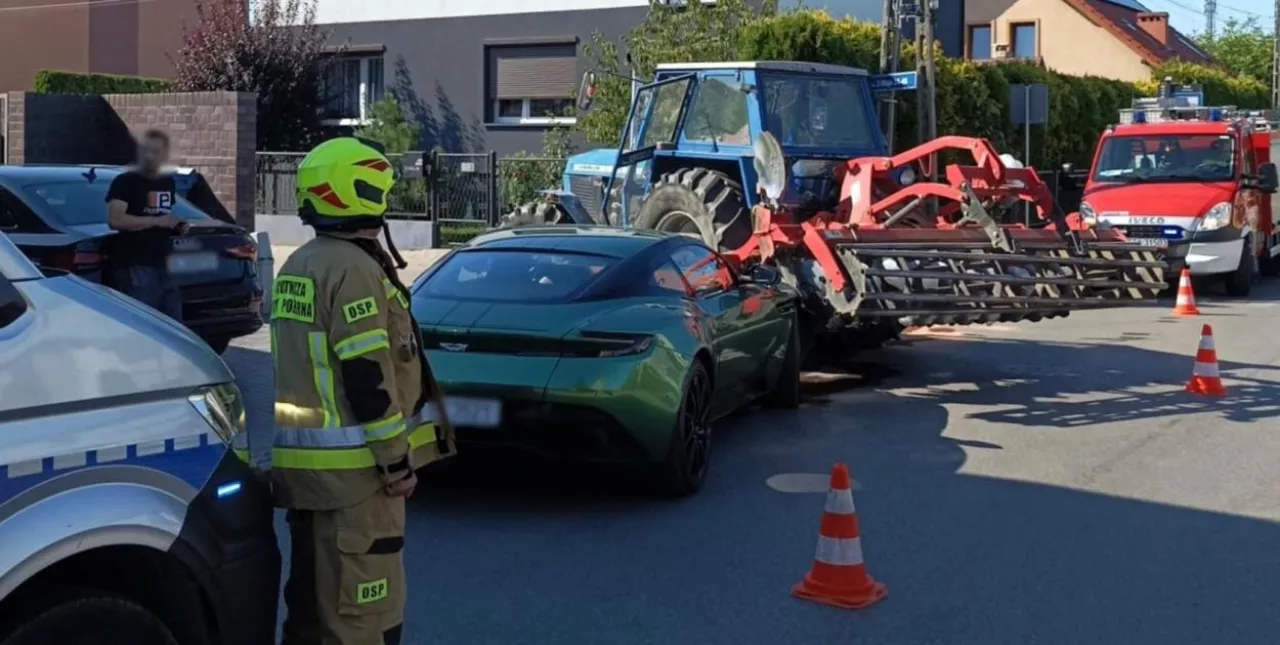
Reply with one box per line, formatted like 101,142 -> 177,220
0,165 -> 263,353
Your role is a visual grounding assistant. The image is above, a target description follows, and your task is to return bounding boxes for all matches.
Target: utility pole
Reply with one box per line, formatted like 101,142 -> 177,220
1272,0 -> 1279,110
878,0 -> 900,150
914,5 -> 927,147
922,0 -> 938,168
1204,0 -> 1217,39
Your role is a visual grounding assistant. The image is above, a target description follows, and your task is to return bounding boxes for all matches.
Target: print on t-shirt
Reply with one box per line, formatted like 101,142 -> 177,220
145,189 -> 174,214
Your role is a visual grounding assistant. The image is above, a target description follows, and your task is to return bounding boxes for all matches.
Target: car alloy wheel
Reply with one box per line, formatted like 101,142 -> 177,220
680,364 -> 713,484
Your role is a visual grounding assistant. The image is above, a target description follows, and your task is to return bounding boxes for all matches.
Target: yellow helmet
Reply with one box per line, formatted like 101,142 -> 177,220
296,137 -> 397,230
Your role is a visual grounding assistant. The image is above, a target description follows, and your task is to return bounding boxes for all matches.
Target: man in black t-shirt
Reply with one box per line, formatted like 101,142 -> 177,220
105,129 -> 188,322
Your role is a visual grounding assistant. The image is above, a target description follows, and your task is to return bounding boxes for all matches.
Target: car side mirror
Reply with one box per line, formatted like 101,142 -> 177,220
1258,163 -> 1278,194
742,264 -> 781,287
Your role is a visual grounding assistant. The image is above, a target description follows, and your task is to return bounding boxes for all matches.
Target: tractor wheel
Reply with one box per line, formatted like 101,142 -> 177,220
501,200 -> 568,227
633,168 -> 751,252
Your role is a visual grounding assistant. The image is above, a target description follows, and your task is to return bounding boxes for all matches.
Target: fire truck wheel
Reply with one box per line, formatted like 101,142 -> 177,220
633,168 -> 751,252
1224,235 -> 1255,297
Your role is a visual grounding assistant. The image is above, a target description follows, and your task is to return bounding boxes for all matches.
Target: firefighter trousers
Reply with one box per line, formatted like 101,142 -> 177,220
282,491 -> 407,645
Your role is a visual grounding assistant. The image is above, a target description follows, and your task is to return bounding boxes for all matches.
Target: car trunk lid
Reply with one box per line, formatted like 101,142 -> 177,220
165,223 -> 258,288
418,300 -> 636,399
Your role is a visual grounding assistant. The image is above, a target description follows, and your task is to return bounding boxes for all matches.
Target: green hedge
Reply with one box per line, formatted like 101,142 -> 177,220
33,70 -> 170,95
738,11 -> 1267,169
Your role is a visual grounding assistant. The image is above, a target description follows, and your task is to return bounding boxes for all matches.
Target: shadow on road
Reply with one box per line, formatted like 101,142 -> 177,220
224,326 -> 1280,644
867,336 -> 1280,429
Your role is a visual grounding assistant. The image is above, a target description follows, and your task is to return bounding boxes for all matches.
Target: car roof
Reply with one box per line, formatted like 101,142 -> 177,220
1111,122 -> 1235,136
0,164 -> 126,185
462,225 -> 679,258
655,60 -> 869,76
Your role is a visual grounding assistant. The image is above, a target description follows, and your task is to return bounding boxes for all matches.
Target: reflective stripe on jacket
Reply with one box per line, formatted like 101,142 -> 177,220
265,235 -> 455,510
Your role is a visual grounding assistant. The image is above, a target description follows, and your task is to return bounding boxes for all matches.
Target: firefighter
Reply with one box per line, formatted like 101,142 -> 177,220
270,136 -> 456,645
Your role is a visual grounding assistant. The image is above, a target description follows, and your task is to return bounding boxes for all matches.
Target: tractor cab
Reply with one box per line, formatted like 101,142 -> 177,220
606,61 -> 886,227
508,61 -> 886,230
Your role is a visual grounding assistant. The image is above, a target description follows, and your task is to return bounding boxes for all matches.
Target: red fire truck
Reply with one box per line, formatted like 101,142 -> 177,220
1080,97 -> 1279,296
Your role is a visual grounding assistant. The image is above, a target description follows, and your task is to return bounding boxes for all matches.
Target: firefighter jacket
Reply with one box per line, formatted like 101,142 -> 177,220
266,234 -> 456,510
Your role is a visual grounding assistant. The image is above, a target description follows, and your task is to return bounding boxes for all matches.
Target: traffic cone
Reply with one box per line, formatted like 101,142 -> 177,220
1186,324 -> 1227,397
1172,268 -> 1200,316
792,464 -> 887,610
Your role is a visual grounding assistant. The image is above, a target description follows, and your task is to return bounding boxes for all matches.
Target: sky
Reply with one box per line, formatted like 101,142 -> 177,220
1110,0 -> 1273,36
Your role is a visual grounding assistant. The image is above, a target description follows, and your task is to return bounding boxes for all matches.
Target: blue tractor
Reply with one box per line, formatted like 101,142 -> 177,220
502,61 -> 1168,335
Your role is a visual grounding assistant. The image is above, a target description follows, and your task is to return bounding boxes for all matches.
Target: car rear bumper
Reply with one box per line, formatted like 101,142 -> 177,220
455,399 -> 654,462
184,284 -> 264,340
187,311 -> 264,341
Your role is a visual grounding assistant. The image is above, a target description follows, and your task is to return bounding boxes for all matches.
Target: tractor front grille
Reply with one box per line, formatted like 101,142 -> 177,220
569,175 -> 604,222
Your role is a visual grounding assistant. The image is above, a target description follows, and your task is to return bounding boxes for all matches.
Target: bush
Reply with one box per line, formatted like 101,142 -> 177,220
33,70 -> 169,94
1138,60 -> 1269,108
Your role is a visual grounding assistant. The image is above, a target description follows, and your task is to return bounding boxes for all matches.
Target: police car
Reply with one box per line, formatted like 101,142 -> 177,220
0,232 -> 279,644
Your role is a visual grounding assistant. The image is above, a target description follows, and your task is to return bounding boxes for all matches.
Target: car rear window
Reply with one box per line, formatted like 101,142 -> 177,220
21,179 -> 212,226
420,250 -> 616,302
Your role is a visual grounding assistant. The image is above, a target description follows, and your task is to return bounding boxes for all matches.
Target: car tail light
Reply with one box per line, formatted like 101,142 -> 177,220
223,241 -> 258,260
44,247 -> 102,273
576,331 -> 655,358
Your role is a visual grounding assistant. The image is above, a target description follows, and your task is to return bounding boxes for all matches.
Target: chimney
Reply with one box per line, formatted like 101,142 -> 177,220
1136,11 -> 1170,47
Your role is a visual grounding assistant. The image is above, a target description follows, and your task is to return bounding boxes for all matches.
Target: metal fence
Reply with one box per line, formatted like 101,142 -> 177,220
256,151 -> 569,229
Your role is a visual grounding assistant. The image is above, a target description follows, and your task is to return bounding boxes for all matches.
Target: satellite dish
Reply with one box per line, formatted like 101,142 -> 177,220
753,131 -> 786,201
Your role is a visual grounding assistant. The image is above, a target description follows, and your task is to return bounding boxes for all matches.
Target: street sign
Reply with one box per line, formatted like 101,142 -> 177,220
869,71 -> 919,93
1172,89 -> 1205,106
1009,84 -> 1049,126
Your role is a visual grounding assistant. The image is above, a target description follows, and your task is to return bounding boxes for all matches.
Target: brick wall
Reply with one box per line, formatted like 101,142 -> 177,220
3,91 -> 258,228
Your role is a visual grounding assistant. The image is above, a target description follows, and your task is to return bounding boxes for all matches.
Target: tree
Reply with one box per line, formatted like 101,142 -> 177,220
1195,17 -> 1273,88
577,0 -> 776,146
171,0 -> 333,151
356,96 -> 426,213
356,97 -> 421,153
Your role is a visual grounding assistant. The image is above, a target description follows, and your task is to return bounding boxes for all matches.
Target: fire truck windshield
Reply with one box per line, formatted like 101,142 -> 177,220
760,73 -> 877,150
1092,134 -> 1236,183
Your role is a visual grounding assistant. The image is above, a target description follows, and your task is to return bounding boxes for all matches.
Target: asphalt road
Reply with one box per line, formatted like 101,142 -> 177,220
225,276 -> 1280,645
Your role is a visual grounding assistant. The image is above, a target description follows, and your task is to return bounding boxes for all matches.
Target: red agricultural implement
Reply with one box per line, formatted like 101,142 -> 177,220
723,134 -> 1168,328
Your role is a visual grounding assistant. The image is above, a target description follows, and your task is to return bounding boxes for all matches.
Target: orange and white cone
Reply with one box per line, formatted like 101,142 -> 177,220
1172,268 -> 1199,316
792,464 -> 887,610
1186,324 -> 1227,397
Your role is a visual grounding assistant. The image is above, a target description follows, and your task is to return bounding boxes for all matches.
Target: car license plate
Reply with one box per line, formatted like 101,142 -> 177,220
1132,238 -> 1169,249
168,252 -> 219,274
445,396 -> 502,428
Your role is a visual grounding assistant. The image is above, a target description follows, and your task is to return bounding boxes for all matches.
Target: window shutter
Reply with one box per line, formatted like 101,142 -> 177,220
488,44 -> 578,100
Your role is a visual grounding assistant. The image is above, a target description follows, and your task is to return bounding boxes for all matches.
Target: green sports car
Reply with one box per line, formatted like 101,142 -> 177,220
408,225 -> 802,495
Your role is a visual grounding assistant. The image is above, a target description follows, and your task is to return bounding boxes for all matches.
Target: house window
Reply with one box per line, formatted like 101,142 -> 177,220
322,55 -> 385,125
1011,23 -> 1037,59
967,25 -> 992,60
487,43 -> 578,125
